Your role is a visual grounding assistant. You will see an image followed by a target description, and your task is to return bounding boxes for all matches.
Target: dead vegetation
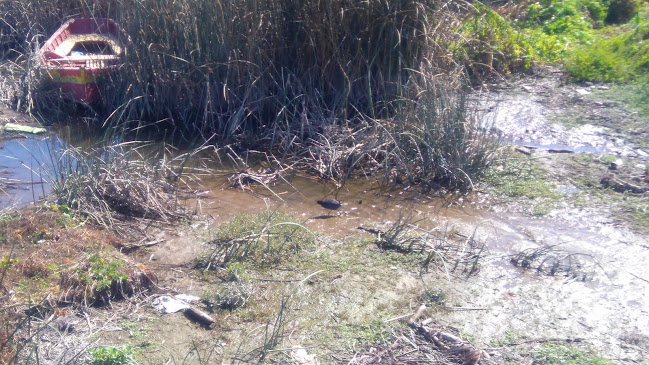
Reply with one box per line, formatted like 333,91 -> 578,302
45,141 -> 210,236
361,214 -> 487,277
340,305 -> 489,365
0,209 -> 158,362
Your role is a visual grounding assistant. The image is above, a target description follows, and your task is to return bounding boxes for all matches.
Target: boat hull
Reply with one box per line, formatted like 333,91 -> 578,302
40,18 -> 124,104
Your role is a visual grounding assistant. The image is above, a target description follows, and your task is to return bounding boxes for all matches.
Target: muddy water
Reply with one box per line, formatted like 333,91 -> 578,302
194,174 -> 478,235
0,135 -> 58,207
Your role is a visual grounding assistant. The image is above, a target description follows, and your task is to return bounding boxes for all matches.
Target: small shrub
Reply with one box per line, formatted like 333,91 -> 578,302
421,288 -> 447,306
606,0 -> 639,24
88,346 -> 135,365
204,281 -> 254,310
80,254 -> 129,292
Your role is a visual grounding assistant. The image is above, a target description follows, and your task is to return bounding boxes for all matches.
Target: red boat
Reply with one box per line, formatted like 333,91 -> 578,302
40,18 -> 124,104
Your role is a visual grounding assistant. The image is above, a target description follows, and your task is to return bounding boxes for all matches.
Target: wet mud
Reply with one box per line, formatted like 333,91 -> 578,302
482,70 -> 649,160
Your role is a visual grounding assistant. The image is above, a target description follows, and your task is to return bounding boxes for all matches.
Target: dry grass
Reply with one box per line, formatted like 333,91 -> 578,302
0,209 -> 157,363
511,245 -> 604,280
339,306 -> 489,364
44,141 -> 210,236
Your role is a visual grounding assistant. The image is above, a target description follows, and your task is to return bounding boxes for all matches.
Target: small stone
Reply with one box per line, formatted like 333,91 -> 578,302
609,159 -> 624,170
576,88 -> 591,95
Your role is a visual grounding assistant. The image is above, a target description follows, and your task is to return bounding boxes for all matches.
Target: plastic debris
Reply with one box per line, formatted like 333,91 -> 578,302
152,295 -> 191,314
2,123 -> 46,134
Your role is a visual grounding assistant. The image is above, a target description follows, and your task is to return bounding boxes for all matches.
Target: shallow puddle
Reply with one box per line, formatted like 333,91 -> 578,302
0,135 -> 58,207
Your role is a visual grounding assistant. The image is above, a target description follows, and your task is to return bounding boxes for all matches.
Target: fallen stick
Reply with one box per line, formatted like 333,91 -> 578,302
442,306 -> 488,311
184,307 -> 215,326
601,174 -> 647,194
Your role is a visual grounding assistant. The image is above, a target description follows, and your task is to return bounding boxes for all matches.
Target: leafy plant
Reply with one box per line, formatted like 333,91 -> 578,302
525,0 -> 608,35
0,256 -> 19,270
461,4 -> 533,74
88,346 -> 135,365
80,254 -> 128,292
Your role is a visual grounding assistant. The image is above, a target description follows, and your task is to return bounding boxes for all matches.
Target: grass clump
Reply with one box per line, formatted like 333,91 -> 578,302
486,154 -> 561,216
531,343 -> 613,364
204,281 -> 254,311
203,262 -> 255,310
46,141 -> 199,235
197,211 -> 314,269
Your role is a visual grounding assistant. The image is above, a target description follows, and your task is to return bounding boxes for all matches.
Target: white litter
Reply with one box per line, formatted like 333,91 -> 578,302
152,295 -> 191,314
175,294 -> 201,303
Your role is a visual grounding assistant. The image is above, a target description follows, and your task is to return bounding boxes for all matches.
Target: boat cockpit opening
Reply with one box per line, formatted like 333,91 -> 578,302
68,41 -> 114,56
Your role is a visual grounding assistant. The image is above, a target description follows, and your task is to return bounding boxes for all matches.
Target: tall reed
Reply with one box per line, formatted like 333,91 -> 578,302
3,0 -> 500,190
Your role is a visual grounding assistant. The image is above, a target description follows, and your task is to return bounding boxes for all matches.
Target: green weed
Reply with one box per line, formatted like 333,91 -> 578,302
461,4 -> 533,74
88,346 -> 135,365
0,256 -> 19,270
420,287 -> 447,306
565,7 -> 649,81
79,254 -> 128,292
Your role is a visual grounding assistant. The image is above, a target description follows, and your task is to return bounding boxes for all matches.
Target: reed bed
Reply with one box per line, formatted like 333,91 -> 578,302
2,0 -> 505,191
44,140 -> 208,235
